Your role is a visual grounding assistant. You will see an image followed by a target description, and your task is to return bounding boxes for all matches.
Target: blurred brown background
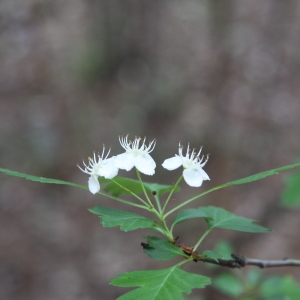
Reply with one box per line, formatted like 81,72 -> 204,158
1,0 -> 300,299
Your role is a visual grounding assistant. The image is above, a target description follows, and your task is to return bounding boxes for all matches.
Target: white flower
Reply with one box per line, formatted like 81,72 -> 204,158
78,147 -> 118,194
114,135 -> 156,175
162,143 -> 210,187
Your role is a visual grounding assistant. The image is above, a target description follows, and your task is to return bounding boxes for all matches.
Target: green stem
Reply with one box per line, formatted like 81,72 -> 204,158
162,175 -> 183,214
111,173 -> 172,239
176,257 -> 193,267
143,211 -> 173,241
97,191 -> 148,210
153,194 -> 162,215
164,183 -> 228,218
147,205 -> 163,220
145,205 -> 173,240
160,217 -> 173,240
135,169 -> 153,207
110,178 -> 150,207
193,228 -> 212,252
100,186 -> 171,238
170,222 -> 177,236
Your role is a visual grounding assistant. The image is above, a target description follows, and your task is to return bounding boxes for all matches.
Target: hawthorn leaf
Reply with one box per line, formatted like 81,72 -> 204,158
100,176 -> 179,197
172,209 -> 211,227
100,176 -> 144,196
111,266 -> 211,300
89,206 -> 155,232
143,182 -> 181,196
213,241 -> 235,260
198,206 -> 270,233
201,250 -> 225,262
142,236 -> 186,261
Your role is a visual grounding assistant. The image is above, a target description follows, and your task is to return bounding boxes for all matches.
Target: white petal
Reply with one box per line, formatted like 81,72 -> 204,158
198,168 -> 210,181
162,156 -> 182,170
114,153 -> 135,171
99,164 -> 119,179
88,175 -> 100,194
135,154 -> 156,175
98,157 -> 119,179
183,168 -> 204,187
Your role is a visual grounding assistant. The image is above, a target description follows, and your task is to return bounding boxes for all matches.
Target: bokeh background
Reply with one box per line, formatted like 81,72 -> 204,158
1,0 -> 300,299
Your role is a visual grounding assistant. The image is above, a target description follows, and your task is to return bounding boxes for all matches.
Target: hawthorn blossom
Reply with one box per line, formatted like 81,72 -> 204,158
162,143 -> 210,187
114,135 -> 156,175
78,147 -> 118,194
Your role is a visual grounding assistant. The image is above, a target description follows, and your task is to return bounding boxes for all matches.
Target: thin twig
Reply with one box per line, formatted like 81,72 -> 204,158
199,253 -> 300,269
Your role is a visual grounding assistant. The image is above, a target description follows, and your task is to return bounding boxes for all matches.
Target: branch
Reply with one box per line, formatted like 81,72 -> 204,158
199,253 -> 300,269
142,238 -> 300,269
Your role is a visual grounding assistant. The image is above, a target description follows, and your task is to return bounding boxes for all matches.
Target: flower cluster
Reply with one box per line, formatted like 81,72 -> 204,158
78,136 -> 156,193
78,136 -> 209,194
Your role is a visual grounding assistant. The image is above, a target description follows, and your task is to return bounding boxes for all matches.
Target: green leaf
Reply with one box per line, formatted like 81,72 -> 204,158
172,209 -> 210,227
111,266 -> 211,300
213,273 -> 243,298
89,206 -> 155,232
101,176 -> 143,196
198,206 -> 270,233
245,269 -> 262,288
142,236 -> 186,261
101,176 -> 180,197
260,276 -> 300,299
224,162 -> 300,186
201,250 -> 225,262
281,172 -> 300,207
0,167 -> 84,188
143,182 -> 181,196
213,240 -> 234,260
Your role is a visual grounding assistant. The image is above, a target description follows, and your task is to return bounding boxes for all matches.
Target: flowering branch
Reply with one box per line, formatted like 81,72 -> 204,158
199,253 -> 300,269
74,135 -> 300,299
3,131 -> 300,300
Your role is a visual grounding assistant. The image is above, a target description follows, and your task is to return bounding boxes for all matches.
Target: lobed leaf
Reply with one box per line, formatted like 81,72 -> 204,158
213,241 -> 235,260
101,176 -> 180,197
111,266 -> 211,300
143,182 -> 181,196
89,206 -> 155,232
201,250 -> 225,262
198,206 -> 270,233
142,236 -> 186,261
172,209 -> 211,227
